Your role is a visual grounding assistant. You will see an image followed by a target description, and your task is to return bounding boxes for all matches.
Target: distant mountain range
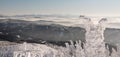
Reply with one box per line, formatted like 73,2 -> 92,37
13,14 -> 78,18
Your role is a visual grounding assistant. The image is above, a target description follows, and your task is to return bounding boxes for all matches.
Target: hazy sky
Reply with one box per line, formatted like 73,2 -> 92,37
0,0 -> 120,16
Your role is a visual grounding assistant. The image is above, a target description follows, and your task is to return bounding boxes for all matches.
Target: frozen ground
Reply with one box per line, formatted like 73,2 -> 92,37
0,15 -> 120,57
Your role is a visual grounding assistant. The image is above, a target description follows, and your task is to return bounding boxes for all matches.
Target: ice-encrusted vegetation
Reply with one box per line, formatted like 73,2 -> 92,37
0,41 -> 119,57
0,17 -> 120,57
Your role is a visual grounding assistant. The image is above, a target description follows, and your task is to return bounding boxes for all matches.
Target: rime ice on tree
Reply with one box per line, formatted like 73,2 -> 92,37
82,17 -> 107,57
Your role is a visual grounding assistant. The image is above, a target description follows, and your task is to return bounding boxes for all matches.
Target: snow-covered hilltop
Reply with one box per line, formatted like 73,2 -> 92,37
0,15 -> 120,57
0,17 -> 120,57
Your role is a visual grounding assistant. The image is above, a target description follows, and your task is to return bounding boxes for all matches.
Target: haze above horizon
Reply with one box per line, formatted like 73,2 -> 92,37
0,0 -> 120,17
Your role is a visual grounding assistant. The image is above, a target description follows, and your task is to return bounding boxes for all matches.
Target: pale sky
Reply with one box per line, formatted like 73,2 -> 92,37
0,0 -> 120,17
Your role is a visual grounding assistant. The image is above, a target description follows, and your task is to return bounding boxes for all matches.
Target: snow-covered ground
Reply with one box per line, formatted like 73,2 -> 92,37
0,15 -> 120,57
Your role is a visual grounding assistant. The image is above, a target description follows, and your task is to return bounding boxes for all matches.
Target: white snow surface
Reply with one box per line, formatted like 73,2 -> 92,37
0,17 -> 119,57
